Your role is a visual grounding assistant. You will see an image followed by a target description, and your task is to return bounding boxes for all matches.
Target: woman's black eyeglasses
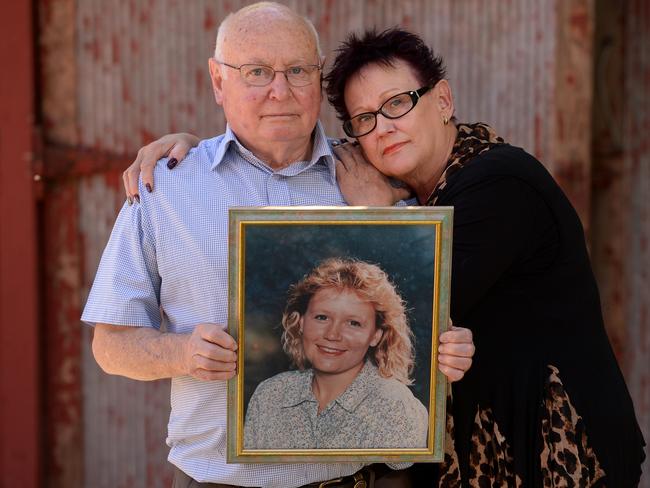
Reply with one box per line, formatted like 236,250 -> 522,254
343,86 -> 432,138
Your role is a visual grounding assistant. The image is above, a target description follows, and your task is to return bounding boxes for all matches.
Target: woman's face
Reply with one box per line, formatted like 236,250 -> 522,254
300,287 -> 383,377
343,59 -> 452,185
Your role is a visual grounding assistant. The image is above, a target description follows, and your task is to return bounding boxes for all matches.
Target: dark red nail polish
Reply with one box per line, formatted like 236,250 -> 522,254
167,158 -> 178,169
145,183 -> 152,193
134,194 -> 140,203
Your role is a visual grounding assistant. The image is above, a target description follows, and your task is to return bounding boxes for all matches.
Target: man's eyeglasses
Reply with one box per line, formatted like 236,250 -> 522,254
217,61 -> 321,87
342,86 -> 432,138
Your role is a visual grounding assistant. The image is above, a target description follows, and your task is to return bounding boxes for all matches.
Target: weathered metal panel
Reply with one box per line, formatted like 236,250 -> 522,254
592,0 -> 650,488
592,0 -> 627,364
0,2 -> 40,487
592,0 -> 649,485
70,1 -> 560,158
622,0 -> 649,483
42,179 -> 84,488
553,0 -> 594,231
39,0 -> 78,146
78,172 -> 172,488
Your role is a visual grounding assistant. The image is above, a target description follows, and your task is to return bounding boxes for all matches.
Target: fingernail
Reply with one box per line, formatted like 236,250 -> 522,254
331,140 -> 340,147
167,158 -> 178,170
339,138 -> 349,144
145,183 -> 152,193
134,194 -> 140,203
127,196 -> 133,206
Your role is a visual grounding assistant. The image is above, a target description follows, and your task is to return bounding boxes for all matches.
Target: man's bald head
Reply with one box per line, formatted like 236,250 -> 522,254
207,2 -> 324,169
214,2 -> 322,61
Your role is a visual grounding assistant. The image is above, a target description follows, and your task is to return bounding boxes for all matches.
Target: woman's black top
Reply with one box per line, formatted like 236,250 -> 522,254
435,144 -> 645,486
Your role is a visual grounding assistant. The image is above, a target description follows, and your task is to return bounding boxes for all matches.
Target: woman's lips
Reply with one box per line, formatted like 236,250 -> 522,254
382,141 -> 408,156
316,344 -> 345,355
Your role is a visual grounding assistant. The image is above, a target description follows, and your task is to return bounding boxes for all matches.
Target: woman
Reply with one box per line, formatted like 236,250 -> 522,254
323,29 -> 645,486
123,28 -> 645,486
244,257 -> 428,450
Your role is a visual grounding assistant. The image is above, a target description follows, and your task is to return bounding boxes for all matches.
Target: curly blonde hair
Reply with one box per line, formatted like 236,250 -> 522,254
281,258 -> 415,384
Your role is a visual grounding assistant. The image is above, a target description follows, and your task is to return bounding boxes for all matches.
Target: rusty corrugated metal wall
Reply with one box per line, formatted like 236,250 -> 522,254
624,1 -> 649,481
36,0 -> 648,486
591,0 -> 650,484
592,0 -> 650,487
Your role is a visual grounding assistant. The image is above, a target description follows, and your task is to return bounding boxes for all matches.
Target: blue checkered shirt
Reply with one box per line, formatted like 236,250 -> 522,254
81,122 -> 370,487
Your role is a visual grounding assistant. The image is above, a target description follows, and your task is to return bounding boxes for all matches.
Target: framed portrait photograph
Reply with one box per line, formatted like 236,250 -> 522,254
227,206 -> 453,463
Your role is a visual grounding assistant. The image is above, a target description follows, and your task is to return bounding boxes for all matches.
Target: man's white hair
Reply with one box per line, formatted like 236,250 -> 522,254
213,1 -> 322,61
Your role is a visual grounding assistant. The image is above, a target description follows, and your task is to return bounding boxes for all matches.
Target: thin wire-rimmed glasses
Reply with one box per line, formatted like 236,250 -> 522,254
217,61 -> 322,87
343,86 -> 432,138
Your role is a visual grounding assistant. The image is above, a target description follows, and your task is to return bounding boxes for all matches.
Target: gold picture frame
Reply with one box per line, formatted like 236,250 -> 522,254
227,206 -> 453,463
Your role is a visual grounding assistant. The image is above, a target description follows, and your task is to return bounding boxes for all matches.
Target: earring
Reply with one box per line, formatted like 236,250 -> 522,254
443,116 -> 449,125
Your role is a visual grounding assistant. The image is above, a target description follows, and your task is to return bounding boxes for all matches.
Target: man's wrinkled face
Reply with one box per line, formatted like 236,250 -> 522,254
210,17 -> 322,151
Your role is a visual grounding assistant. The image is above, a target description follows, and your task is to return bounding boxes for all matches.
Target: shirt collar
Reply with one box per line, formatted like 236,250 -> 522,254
211,125 -> 239,171
333,361 -> 378,413
281,361 -> 379,412
282,369 -> 317,407
210,121 -> 337,183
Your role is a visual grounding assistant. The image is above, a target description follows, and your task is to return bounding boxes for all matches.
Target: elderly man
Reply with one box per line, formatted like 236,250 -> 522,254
84,3 -> 473,487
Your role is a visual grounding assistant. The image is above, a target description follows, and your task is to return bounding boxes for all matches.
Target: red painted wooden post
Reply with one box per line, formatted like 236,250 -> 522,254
0,1 -> 40,487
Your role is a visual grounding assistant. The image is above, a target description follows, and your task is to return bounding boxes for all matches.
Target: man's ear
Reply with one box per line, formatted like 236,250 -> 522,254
209,58 -> 225,106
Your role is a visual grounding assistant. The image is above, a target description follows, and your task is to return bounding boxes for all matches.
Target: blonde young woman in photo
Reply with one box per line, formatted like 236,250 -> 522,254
244,258 -> 428,450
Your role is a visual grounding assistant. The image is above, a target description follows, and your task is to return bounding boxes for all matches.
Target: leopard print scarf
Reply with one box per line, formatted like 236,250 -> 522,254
425,122 -> 505,206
